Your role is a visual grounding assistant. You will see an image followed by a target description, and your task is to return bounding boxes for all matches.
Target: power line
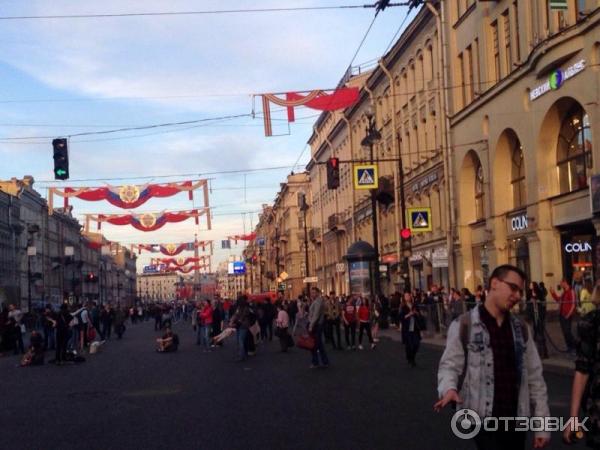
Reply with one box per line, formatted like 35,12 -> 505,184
36,164 -> 305,184
0,4 -> 375,21
347,13 -> 379,70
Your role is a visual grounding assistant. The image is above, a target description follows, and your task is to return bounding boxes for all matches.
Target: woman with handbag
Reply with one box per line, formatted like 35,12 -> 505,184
399,292 -> 424,367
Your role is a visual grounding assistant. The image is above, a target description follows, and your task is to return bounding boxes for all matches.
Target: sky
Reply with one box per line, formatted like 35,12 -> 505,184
0,0 -> 417,272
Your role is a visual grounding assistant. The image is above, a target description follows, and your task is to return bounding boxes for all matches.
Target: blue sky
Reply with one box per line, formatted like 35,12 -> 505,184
0,0 -> 416,271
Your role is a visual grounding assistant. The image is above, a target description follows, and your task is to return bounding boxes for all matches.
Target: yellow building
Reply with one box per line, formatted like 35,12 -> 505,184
447,0 -> 600,289
308,4 -> 452,295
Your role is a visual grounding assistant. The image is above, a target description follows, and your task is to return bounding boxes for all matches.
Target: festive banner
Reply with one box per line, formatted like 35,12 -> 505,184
131,240 -> 211,255
260,87 -> 359,136
86,209 -> 209,232
165,264 -> 209,274
226,232 -> 257,245
49,180 -> 207,210
152,256 -> 211,268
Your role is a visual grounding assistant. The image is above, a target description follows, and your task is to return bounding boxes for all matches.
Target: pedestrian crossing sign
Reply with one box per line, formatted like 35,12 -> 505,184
353,164 -> 378,190
407,207 -> 432,232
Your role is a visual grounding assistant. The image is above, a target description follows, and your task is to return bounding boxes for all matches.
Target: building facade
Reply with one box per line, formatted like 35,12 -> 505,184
136,273 -> 179,302
447,0 -> 600,289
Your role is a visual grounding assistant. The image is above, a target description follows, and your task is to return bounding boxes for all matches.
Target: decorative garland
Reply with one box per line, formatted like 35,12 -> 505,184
152,256 -> 211,268
131,240 -> 211,255
49,180 -> 207,210
260,87 -> 359,136
227,232 -> 257,245
165,264 -> 209,274
85,208 -> 210,232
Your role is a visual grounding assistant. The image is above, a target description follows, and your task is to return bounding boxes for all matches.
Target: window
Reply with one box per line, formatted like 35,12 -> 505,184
475,160 -> 485,220
491,20 -> 501,82
513,1 -> 521,62
557,105 -> 593,193
511,140 -> 526,208
466,45 -> 474,102
503,10 -> 512,73
474,38 -> 481,93
458,52 -> 466,107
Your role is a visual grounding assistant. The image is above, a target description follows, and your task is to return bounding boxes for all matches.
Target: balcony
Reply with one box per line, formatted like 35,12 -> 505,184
308,228 -> 321,243
327,214 -> 346,233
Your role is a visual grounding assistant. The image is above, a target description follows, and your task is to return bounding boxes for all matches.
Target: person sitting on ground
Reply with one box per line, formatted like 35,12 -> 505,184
20,330 -> 45,367
156,327 -> 179,352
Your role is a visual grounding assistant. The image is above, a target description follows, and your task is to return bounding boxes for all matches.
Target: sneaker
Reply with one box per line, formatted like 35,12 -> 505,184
373,338 -> 380,343
358,345 -> 364,350
371,343 -> 377,350
309,364 -> 318,369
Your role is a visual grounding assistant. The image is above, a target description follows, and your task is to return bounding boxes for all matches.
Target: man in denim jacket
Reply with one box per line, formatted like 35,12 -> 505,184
434,265 -> 550,449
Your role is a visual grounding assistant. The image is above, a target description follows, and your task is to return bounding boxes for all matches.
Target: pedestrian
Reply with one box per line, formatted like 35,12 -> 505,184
550,279 -> 577,353
342,296 -> 357,350
114,307 -> 127,339
308,287 -> 329,368
434,264 -> 550,449
357,297 -> 376,350
100,304 -> 114,340
564,282 -> 600,447
7,304 -> 25,355
324,294 -> 342,350
578,280 -> 595,316
55,303 -> 72,365
399,292 -> 424,367
199,300 -> 213,351
230,296 -> 250,361
275,302 -> 291,352
42,305 -> 57,351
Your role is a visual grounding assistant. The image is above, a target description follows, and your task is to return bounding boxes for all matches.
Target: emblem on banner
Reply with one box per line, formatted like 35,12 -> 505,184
139,213 -> 157,229
165,243 -> 177,255
177,256 -> 186,266
118,185 -> 141,204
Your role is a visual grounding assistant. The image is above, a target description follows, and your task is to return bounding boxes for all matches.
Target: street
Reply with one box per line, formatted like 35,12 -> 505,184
0,320 -> 577,450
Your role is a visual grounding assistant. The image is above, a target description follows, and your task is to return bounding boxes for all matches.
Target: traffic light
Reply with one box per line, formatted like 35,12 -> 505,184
86,272 -> 98,282
52,138 -> 69,180
326,157 -> 340,189
400,228 -> 412,252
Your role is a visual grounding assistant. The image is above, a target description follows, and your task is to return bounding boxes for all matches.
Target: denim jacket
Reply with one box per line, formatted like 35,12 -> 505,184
438,307 -> 550,439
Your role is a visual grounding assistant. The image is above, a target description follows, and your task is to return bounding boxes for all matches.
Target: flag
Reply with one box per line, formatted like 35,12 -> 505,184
549,0 -> 568,10
221,240 -> 231,249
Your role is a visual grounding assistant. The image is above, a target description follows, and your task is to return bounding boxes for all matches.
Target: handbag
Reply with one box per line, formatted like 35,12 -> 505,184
87,327 -> 97,341
296,334 -> 316,351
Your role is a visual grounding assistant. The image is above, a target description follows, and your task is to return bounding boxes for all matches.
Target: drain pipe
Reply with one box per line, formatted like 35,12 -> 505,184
427,0 -> 456,288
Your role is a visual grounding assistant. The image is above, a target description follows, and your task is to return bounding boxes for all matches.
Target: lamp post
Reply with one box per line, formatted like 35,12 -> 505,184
26,224 -> 39,313
299,192 -> 310,296
397,132 -> 412,293
360,108 -> 382,299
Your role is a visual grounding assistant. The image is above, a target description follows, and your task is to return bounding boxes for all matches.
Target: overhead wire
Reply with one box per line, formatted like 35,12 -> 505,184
0,4 -> 375,21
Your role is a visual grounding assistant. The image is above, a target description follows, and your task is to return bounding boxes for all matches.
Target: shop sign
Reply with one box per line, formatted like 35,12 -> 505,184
432,247 -> 449,268
565,242 -> 592,253
411,171 -> 439,193
530,59 -> 586,101
508,212 -> 528,232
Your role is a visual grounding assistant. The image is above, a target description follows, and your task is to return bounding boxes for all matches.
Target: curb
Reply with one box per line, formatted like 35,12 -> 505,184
380,329 -> 573,376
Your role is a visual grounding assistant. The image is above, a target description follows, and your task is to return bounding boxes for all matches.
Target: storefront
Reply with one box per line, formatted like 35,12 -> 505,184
559,221 -> 598,285
506,210 -> 531,281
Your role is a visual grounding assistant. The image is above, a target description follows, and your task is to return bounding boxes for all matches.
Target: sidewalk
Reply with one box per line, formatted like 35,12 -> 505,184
380,313 -> 575,375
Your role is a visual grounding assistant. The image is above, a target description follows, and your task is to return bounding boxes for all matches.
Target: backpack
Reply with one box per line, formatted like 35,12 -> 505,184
457,312 -> 528,390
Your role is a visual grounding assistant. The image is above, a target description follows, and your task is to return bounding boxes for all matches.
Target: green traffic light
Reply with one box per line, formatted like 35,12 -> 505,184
55,169 -> 67,176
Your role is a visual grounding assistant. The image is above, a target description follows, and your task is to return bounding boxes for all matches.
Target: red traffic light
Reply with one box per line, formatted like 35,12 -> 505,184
400,228 -> 412,240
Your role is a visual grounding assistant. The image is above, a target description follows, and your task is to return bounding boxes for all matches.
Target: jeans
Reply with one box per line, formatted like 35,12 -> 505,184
559,315 -> 575,351
344,322 -> 356,348
236,328 -> 248,360
101,321 -> 112,340
310,324 -> 329,366
200,325 -> 210,349
44,328 -> 56,350
358,321 -> 373,345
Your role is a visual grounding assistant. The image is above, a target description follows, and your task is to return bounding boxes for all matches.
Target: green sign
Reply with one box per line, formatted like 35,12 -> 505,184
549,0 -> 568,10
278,282 -> 286,291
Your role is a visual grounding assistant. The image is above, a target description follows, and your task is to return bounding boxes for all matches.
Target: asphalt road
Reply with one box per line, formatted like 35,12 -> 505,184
0,320 -> 579,450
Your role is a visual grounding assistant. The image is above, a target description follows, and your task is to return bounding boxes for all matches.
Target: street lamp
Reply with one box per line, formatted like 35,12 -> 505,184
299,192 -> 310,296
26,224 -> 40,313
360,107 -> 382,299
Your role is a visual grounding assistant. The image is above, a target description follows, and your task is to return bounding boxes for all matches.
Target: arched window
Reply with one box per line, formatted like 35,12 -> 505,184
475,160 -> 485,220
557,105 -> 593,193
511,140 -> 526,208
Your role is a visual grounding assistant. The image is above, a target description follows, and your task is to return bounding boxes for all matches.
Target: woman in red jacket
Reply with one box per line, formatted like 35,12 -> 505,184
357,297 -> 376,350
199,300 -> 214,351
